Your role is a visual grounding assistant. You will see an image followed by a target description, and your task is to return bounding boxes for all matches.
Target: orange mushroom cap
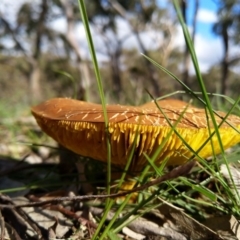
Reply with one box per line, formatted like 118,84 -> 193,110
31,98 -> 240,171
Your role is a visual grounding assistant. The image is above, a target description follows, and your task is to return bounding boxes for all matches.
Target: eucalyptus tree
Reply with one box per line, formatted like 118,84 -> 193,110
181,0 -> 199,89
0,0 -> 95,102
0,0 -> 182,103
0,0 -> 61,102
213,0 -> 240,96
93,0 -> 180,99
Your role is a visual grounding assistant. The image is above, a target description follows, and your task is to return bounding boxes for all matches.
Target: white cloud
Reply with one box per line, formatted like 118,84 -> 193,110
73,18 -> 224,73
50,17 -> 67,34
1,0 -> 222,73
172,25 -> 222,74
197,9 -> 218,23
194,34 -> 222,72
191,34 -> 240,74
2,1 -> 235,75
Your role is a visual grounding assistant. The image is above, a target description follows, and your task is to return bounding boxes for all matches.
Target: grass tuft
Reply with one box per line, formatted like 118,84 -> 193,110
75,0 -> 240,238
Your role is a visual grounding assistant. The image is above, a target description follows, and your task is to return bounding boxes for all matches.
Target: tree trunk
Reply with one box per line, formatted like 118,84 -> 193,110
110,1 -> 161,97
29,0 -> 48,103
29,59 -> 42,103
110,44 -> 122,101
60,0 -> 91,101
182,0 -> 199,89
134,30 -> 161,97
221,26 -> 229,96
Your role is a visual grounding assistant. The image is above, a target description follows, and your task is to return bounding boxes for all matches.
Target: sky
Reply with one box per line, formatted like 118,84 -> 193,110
93,0 -> 226,74
187,0 -> 218,40
1,0 -> 239,74
187,0 -> 238,75
184,0 -> 222,73
115,0 -> 224,73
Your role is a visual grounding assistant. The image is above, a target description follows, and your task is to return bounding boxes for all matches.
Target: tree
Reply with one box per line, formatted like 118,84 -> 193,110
58,0 -> 91,100
0,0 -> 54,102
0,0 -> 94,102
0,0 -> 185,104
92,0 -> 180,99
109,0 -> 162,97
181,0 -> 199,89
213,0 -> 240,96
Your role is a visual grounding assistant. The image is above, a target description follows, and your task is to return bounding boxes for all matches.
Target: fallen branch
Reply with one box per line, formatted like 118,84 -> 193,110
0,160 -> 195,209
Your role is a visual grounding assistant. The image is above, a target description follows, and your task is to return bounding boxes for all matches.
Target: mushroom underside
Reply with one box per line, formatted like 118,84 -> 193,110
33,115 -> 240,172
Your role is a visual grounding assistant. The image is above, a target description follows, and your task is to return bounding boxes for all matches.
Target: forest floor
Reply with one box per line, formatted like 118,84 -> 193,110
0,116 -> 239,239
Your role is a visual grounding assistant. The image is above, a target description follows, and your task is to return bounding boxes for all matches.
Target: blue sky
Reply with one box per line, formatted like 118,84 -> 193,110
187,0 -> 218,40
156,0 -> 219,40
1,0 -> 232,73
155,0 -> 223,72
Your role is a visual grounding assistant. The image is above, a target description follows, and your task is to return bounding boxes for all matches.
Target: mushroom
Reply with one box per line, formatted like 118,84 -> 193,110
31,98 -> 240,173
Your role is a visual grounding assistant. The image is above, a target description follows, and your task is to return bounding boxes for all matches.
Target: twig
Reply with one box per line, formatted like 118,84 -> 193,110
49,204 -> 97,229
0,208 -> 5,240
0,161 -> 195,209
0,195 -> 47,238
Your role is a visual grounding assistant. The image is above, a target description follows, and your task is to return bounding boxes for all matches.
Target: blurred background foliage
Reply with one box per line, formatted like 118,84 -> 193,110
0,0 -> 240,115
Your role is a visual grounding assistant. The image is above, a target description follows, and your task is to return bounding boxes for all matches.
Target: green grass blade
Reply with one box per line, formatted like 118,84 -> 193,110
77,1 -> 112,237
